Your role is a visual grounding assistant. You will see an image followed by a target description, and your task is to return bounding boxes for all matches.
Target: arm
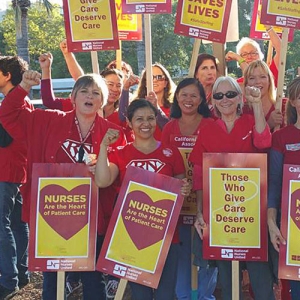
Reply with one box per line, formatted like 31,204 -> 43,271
118,90 -> 129,122
95,128 -> 120,188
265,26 -> 282,69
225,50 -> 248,72
194,190 -> 206,239
39,53 -> 63,110
245,86 -> 267,134
60,40 -> 84,80
268,148 -> 286,251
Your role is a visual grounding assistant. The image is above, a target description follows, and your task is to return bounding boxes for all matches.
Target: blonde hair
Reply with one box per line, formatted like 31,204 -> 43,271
243,60 -> 276,104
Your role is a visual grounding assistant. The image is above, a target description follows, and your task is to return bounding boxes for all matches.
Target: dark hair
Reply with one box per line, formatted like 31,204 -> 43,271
127,99 -> 158,122
194,53 -> 219,78
286,77 -> 300,125
136,63 -> 176,109
100,68 -> 124,81
170,78 -> 211,118
0,56 -> 28,86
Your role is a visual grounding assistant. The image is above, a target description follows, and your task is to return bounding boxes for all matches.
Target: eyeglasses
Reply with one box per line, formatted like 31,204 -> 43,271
240,51 -> 259,58
213,91 -> 238,100
153,75 -> 165,81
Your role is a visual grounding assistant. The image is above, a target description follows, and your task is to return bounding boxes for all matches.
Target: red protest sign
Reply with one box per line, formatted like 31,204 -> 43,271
63,0 -> 119,52
261,0 -> 300,29
29,163 -> 98,272
116,0 -> 142,41
202,153 -> 268,261
278,165 -> 300,281
97,166 -> 184,288
250,0 -> 294,41
122,0 -> 172,14
174,0 -> 232,43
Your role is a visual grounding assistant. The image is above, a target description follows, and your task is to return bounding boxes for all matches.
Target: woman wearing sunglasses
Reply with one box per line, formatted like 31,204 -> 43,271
189,76 -> 275,300
161,78 -> 219,300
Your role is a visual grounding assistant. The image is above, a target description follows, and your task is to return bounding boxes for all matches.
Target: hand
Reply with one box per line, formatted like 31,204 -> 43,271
194,211 -> 206,239
60,39 -> 69,55
123,74 -> 139,91
268,109 -> 283,128
268,223 -> 286,252
39,53 -> 53,70
20,70 -> 41,92
145,91 -> 159,108
101,128 -> 120,147
180,178 -> 191,197
245,86 -> 261,104
225,51 -> 239,62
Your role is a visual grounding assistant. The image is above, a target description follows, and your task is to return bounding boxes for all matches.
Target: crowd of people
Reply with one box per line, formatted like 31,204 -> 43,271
0,31 -> 299,300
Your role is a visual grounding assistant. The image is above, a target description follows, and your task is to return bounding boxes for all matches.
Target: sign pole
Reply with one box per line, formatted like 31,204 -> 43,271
191,227 -> 198,300
115,278 -> 127,300
57,271 -> 65,300
266,40 -> 273,66
144,14 -> 153,93
188,39 -> 201,77
116,41 -> 122,70
91,51 -> 100,74
232,260 -> 239,300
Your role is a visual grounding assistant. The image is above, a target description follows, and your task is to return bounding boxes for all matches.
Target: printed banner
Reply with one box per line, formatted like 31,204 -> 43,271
174,0 -> 232,43
202,153 -> 268,261
97,166 -> 184,288
63,0 -> 119,52
261,0 -> 300,29
29,163 -> 98,272
250,0 -> 294,41
116,0 -> 142,41
171,134 -> 197,225
278,165 -> 300,281
122,0 -> 172,14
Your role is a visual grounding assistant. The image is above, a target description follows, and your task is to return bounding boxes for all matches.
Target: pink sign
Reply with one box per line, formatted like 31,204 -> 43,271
278,165 -> 300,281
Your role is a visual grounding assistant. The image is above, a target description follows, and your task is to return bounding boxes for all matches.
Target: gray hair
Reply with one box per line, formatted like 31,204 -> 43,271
212,76 -> 243,117
236,37 -> 264,60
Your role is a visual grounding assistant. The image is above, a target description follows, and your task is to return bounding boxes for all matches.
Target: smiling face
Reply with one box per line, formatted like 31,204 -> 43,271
176,84 -> 201,116
104,73 -> 123,104
239,44 -> 260,64
213,81 -> 241,119
246,66 -> 269,98
152,66 -> 167,94
73,83 -> 103,117
129,107 -> 156,140
195,59 -> 217,88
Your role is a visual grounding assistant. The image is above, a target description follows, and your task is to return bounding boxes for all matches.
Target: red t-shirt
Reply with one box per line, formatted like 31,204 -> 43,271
109,142 -> 185,242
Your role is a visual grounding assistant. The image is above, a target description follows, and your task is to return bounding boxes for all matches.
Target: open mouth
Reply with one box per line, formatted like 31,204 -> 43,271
84,102 -> 93,107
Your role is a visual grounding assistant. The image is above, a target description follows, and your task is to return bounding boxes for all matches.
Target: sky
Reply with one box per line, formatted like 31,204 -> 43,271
0,0 -> 63,11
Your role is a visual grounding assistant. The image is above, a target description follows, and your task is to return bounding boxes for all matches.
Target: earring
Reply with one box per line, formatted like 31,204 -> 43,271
237,103 -> 242,115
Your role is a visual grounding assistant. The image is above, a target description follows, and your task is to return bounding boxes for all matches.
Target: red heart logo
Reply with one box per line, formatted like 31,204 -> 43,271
121,190 -> 174,250
290,189 -> 300,231
39,184 -> 90,240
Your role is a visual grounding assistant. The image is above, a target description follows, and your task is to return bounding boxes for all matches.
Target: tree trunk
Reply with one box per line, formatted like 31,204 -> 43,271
16,7 -> 30,64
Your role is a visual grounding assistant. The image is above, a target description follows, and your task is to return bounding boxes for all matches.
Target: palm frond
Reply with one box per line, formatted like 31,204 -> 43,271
14,4 -> 22,39
38,0 -> 54,15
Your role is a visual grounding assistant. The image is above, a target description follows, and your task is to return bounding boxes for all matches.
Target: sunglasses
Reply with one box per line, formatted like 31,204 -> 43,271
213,91 -> 239,100
153,75 -> 165,81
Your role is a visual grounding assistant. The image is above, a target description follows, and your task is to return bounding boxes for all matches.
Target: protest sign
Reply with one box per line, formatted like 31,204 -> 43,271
29,163 -> 98,272
202,153 -> 268,261
261,0 -> 300,29
63,0 -> 119,52
122,0 -> 172,14
278,165 -> 300,281
97,166 -> 184,288
174,0 -> 232,43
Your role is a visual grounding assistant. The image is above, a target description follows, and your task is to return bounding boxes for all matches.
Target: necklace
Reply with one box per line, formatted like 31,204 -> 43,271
74,116 -> 95,144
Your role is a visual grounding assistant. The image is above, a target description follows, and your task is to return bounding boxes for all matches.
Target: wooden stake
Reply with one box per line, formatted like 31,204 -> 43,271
114,279 -> 128,300
91,51 -> 100,74
57,271 -> 65,300
232,260 -> 239,300
144,14 -> 153,93
188,39 -> 201,78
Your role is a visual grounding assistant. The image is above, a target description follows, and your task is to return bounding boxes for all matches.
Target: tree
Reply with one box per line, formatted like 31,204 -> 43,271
11,0 -> 53,65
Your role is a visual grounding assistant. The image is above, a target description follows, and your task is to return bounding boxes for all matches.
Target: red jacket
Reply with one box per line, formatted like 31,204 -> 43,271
0,90 -> 32,183
0,86 -> 125,228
